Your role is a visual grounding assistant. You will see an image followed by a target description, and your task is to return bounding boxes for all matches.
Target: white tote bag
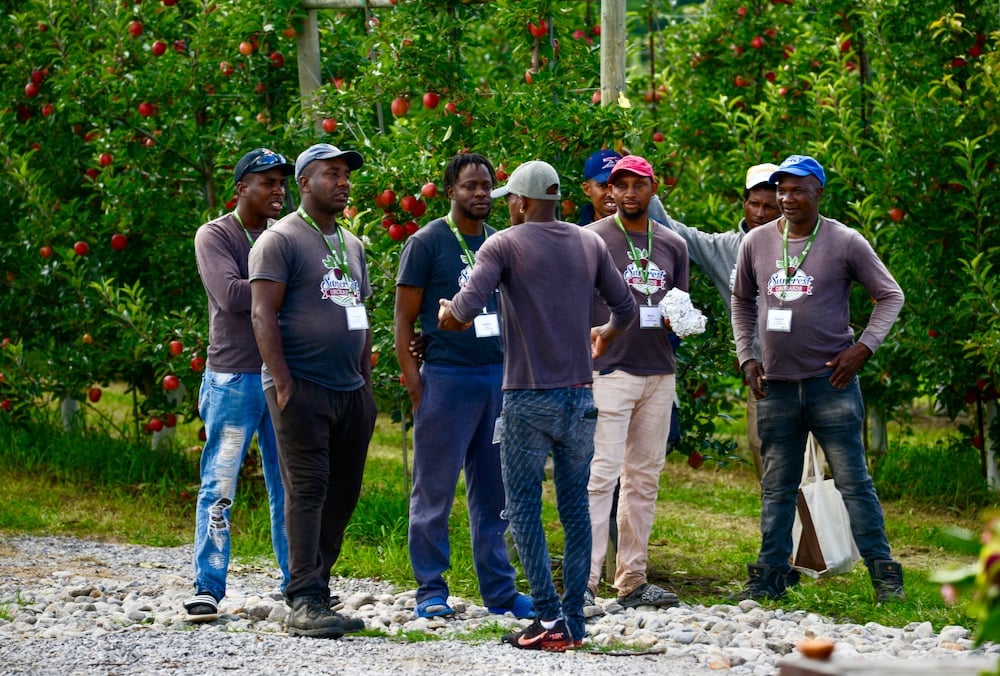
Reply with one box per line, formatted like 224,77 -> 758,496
790,436 -> 861,578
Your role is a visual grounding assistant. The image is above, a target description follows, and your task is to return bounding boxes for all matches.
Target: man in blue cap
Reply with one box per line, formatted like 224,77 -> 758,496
731,154 -> 906,603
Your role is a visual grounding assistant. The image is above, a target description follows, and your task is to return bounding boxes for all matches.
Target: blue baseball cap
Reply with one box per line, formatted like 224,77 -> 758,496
583,149 -> 622,183
770,155 -> 826,187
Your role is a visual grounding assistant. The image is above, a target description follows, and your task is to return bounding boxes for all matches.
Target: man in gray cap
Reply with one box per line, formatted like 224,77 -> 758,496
249,143 -> 375,638
731,154 -> 906,603
438,160 -> 637,651
185,148 -> 294,623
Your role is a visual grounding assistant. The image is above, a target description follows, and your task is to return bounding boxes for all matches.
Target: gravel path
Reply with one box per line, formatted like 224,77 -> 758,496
0,535 -> 997,675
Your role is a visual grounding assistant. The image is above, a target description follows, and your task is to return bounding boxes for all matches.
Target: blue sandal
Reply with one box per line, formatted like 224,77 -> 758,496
415,595 -> 455,619
488,593 -> 535,619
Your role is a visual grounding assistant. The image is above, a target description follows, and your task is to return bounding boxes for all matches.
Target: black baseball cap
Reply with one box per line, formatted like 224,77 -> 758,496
234,148 -> 294,184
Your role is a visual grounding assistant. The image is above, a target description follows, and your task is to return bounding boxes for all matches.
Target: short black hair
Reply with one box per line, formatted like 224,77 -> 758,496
444,153 -> 496,191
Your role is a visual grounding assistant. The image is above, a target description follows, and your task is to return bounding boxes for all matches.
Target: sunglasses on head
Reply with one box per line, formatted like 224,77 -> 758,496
249,151 -> 288,171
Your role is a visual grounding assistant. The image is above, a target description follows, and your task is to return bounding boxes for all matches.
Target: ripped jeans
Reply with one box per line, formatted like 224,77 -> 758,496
193,369 -> 289,601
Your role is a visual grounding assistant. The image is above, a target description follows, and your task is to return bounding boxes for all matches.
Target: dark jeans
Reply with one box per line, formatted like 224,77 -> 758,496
408,362 -> 517,607
265,377 -> 376,601
756,375 -> 891,569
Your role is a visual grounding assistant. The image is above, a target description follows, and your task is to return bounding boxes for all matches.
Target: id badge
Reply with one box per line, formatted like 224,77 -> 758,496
766,307 -> 792,333
639,304 -> 662,329
474,312 -> 500,338
492,416 -> 504,444
345,304 -> 369,331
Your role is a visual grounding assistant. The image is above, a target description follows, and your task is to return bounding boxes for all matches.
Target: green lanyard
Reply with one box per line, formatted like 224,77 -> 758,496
613,214 -> 654,295
297,207 -> 353,285
445,213 -> 488,267
232,210 -> 264,247
779,216 -> 821,301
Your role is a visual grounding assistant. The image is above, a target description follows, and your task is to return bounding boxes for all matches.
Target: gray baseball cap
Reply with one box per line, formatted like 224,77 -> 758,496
490,160 -> 561,201
294,143 -> 364,180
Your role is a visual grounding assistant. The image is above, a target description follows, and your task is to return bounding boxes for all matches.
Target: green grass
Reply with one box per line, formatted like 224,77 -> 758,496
0,406 -> 996,635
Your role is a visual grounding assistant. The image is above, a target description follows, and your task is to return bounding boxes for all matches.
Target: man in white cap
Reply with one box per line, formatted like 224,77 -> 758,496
731,154 -> 905,603
653,163 -> 781,477
249,143 -> 375,638
438,160 -> 637,651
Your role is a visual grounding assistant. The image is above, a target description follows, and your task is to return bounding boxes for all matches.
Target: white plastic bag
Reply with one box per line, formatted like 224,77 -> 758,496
790,437 -> 861,578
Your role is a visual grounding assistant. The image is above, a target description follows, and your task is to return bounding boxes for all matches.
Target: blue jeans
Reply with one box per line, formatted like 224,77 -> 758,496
501,388 -> 596,642
408,363 -> 518,607
755,375 -> 891,569
193,369 -> 289,600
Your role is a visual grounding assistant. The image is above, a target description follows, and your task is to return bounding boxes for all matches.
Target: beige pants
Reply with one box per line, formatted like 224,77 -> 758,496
587,371 -> 674,595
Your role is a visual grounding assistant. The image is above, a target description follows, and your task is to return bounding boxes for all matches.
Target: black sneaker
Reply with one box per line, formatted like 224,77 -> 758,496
332,611 -> 365,633
616,583 -> 680,609
286,594 -> 345,639
183,592 -> 220,623
870,559 -> 905,602
502,618 -> 579,651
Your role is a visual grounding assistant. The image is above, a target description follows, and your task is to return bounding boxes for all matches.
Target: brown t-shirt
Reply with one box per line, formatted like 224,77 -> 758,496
587,216 -> 690,376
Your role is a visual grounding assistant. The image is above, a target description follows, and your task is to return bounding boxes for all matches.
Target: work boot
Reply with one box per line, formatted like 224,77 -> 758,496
286,594 -> 345,638
734,563 -> 789,601
869,559 -> 905,602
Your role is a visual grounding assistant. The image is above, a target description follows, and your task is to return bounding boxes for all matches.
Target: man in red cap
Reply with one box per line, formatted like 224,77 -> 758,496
584,155 -> 689,613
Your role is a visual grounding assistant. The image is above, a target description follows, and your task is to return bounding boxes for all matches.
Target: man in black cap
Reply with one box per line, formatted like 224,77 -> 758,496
185,148 -> 294,623
250,143 -> 375,638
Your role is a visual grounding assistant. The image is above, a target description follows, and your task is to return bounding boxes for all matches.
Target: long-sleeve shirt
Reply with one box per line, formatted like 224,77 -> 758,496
731,215 -> 904,380
450,219 -> 637,390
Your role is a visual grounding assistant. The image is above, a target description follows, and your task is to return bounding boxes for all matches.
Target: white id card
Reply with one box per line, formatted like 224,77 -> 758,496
345,304 -> 369,330
639,304 -> 662,329
766,307 -> 793,333
474,312 -> 500,338
492,416 -> 504,444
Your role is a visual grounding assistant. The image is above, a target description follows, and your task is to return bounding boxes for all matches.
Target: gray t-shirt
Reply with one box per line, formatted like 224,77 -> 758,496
450,219 -> 637,390
731,216 -> 904,380
248,211 -> 371,391
587,216 -> 689,376
193,212 -> 265,373
396,218 -> 502,366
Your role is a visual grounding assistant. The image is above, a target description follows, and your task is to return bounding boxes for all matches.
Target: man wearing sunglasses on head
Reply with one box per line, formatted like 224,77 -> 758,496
185,148 -> 294,623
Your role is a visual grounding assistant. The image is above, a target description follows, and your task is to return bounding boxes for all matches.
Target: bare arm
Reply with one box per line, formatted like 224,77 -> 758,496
394,285 -> 425,410
250,279 -> 293,410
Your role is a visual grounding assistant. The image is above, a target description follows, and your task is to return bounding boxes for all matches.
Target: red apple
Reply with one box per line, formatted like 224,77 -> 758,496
168,340 -> 184,357
41,103 -> 54,116
25,82 -> 40,98
528,20 -> 548,38
173,39 -> 186,54
138,102 -> 155,117
321,117 -> 337,133
687,452 -> 704,469
99,152 -> 113,167
889,207 -> 904,222
388,223 -> 406,241
443,101 -> 458,115
736,6 -> 748,16
282,27 -> 296,39
390,97 -> 410,116
148,417 -> 164,432
652,131 -> 665,143
219,61 -> 234,76
164,412 -> 177,428
400,195 -> 418,214
973,435 -> 984,450
0,399 -> 10,412
404,220 -> 419,236
269,51 -> 285,68
734,75 -> 750,87
239,41 -> 254,56
952,57 -> 967,68
421,182 -> 437,198
152,40 -> 167,56
110,233 -> 128,250
198,426 -> 207,441
928,328 -> 939,338
524,70 -> 534,85
128,20 -> 143,38
163,0 -> 178,4
751,36 -> 765,49
88,387 -> 102,403
374,188 -> 396,209
74,241 -> 89,256
381,214 -> 396,229
40,245 -> 53,259
162,374 -> 180,391
422,91 -> 440,109
30,69 -> 44,84
190,356 -> 206,372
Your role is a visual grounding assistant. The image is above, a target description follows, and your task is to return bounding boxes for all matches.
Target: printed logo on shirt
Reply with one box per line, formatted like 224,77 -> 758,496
457,263 -> 473,289
623,259 -> 666,297
766,264 -> 814,301
319,255 -> 361,306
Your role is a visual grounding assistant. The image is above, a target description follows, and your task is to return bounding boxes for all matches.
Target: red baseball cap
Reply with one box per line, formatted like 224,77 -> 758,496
608,155 -> 655,183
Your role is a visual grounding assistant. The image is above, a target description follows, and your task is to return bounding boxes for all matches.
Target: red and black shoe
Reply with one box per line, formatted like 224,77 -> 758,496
501,618 -> 580,652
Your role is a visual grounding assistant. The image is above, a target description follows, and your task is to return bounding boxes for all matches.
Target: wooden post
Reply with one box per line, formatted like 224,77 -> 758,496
600,0 -> 627,107
297,9 -> 322,132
